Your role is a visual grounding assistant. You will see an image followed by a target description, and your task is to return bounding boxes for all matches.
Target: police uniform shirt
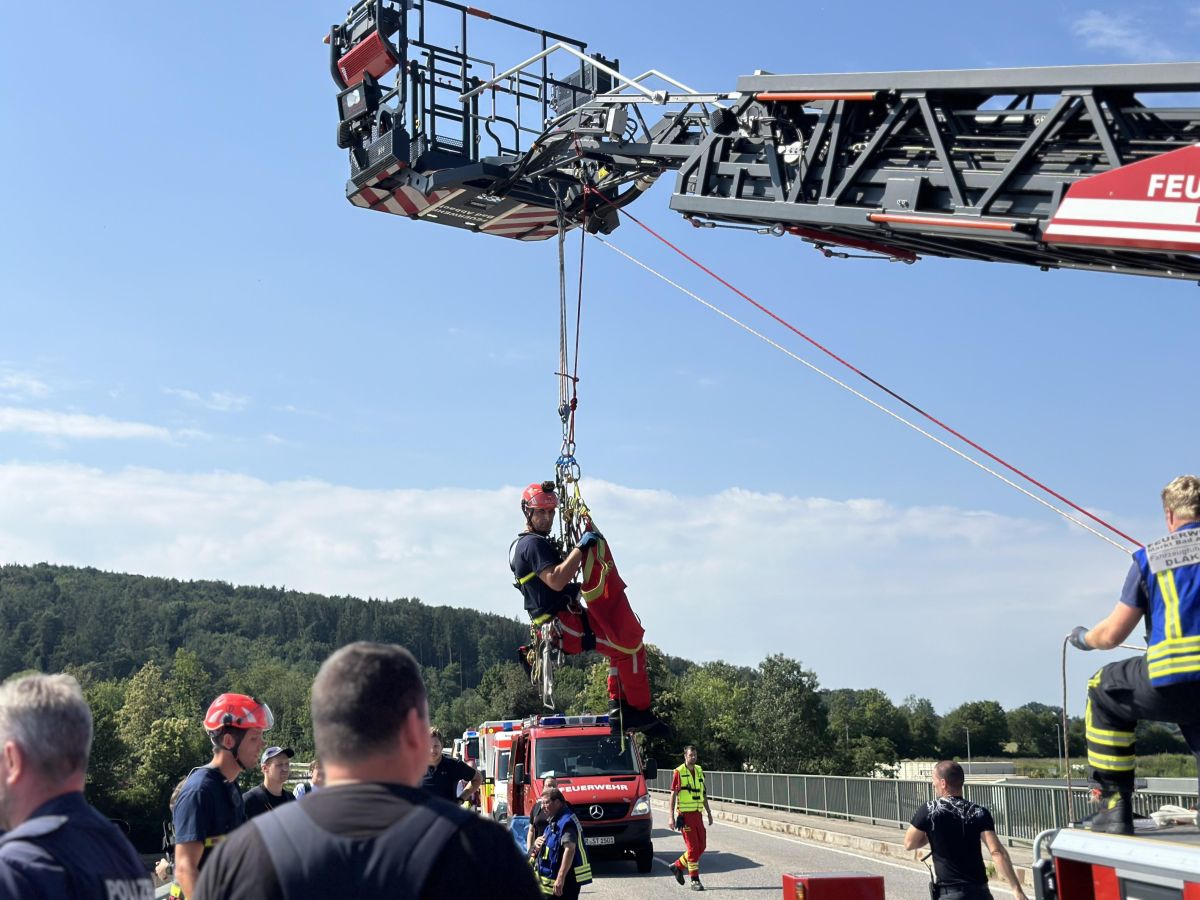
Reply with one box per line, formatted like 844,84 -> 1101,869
172,765 -> 245,866
422,755 -> 477,803
0,791 -> 152,899
909,796 -> 994,887
242,785 -> 295,820
194,782 -> 541,900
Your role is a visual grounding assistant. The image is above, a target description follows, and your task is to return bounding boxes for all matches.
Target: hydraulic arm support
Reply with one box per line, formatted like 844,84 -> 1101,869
329,2 -> 1200,280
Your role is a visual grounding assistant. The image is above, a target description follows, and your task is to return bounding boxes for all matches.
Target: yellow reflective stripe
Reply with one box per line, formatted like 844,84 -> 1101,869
1148,654 -> 1200,677
1085,701 -> 1133,743
169,886 -> 185,899
1086,730 -> 1134,747
1157,570 -> 1184,640
203,835 -> 225,848
531,612 -> 553,626
518,571 -> 538,586
1088,669 -> 1103,688
580,539 -> 612,602
1147,635 -> 1200,659
1088,749 -> 1136,771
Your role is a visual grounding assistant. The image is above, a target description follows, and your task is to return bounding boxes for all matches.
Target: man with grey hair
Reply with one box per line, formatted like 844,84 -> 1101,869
0,673 -> 152,898
1068,474 -> 1200,834
195,642 -> 539,899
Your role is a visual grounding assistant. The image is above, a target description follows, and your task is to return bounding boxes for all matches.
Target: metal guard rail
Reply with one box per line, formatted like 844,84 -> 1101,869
648,770 -> 1197,844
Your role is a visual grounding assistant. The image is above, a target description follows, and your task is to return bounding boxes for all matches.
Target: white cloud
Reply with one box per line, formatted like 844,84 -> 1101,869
0,407 -> 181,441
0,370 -> 52,401
0,464 -> 1136,711
166,388 -> 250,412
1071,10 -> 1179,61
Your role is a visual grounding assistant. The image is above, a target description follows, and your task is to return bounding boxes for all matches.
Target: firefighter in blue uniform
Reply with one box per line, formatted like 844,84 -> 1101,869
0,673 -> 152,899
1068,474 -> 1200,834
171,692 -> 272,898
534,787 -> 592,899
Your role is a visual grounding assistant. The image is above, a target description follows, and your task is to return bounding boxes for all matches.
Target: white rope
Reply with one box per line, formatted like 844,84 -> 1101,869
593,234 -> 1130,554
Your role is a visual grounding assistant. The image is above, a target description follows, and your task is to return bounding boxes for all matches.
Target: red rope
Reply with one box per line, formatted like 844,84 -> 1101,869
584,187 -> 1141,549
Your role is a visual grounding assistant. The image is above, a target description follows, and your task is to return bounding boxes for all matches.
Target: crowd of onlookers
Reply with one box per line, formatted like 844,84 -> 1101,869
0,641 -> 586,899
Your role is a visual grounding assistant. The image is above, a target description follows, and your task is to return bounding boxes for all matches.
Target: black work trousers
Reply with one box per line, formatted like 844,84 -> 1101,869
1086,655 -> 1200,793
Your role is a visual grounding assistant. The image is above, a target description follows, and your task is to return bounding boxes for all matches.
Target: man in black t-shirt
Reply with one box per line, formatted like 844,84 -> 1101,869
195,642 -> 539,900
904,761 -> 1027,900
242,746 -> 295,819
423,728 -> 481,804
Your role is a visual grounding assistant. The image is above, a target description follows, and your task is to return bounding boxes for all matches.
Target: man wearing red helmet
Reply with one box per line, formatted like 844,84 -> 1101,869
169,693 -> 272,899
511,482 -> 597,632
510,481 -> 661,733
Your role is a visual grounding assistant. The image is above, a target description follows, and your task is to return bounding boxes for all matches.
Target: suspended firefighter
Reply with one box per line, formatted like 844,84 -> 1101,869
510,481 -> 663,734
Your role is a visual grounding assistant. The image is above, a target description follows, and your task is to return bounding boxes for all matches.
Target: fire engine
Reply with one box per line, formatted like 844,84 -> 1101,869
327,2 -> 1200,893
476,719 -> 522,821
506,714 -> 656,873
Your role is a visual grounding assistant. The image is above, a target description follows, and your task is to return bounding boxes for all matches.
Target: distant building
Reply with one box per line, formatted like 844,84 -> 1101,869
896,759 -> 1015,781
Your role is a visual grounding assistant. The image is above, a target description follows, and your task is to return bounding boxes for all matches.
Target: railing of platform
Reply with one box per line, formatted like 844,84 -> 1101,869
648,770 -> 1197,844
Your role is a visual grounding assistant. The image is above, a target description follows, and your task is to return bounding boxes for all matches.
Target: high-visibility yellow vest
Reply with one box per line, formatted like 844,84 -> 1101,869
1135,525 -> 1200,686
676,764 -> 705,812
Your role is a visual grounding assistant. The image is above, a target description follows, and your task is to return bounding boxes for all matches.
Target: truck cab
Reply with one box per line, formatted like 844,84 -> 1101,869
508,714 -> 657,873
478,720 -> 522,822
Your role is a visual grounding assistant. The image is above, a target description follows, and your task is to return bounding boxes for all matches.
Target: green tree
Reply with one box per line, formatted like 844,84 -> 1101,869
673,662 -> 752,770
475,662 -> 541,719
939,701 -> 1008,757
899,695 -> 940,757
827,689 -> 907,755
117,661 -> 167,752
746,655 -> 834,773
1006,702 -> 1063,757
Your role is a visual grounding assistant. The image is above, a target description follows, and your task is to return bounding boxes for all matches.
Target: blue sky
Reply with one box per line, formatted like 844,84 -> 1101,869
3,0 -> 1200,712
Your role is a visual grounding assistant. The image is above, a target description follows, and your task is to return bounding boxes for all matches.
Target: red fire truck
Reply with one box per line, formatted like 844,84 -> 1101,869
507,714 -> 657,873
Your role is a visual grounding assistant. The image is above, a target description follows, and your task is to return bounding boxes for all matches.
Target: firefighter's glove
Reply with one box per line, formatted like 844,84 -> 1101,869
1067,625 -> 1093,651
576,532 -> 601,551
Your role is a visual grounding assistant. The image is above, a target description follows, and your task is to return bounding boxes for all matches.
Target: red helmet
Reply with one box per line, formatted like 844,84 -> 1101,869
204,694 -> 274,733
522,482 -> 558,511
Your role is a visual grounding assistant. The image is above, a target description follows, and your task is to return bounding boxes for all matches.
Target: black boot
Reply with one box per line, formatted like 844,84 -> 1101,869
608,700 -> 622,736
619,701 -> 671,737
1090,792 -> 1134,835
516,646 -> 533,679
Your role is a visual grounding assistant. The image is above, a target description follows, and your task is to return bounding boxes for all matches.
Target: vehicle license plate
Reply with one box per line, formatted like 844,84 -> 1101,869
584,836 -> 615,846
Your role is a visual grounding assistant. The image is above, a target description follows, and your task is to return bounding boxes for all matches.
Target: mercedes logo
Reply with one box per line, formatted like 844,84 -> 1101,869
589,804 -> 604,820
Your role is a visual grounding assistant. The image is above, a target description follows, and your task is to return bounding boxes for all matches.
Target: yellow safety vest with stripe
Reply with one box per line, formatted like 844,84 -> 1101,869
1135,524 -> 1200,686
536,809 -> 591,893
675,764 -> 706,812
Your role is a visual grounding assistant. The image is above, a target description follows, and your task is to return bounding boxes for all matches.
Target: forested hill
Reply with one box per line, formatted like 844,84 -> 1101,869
0,563 -> 527,685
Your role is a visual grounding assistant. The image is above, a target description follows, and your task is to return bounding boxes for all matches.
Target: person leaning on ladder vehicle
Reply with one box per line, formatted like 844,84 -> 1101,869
1067,474 -> 1200,834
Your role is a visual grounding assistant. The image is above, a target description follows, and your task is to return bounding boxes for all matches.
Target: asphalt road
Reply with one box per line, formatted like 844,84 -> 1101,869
582,819 -> 937,899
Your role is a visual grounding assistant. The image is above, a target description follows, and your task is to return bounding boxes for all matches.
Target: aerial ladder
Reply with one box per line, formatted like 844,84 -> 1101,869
327,4 -> 1200,895
328,0 -> 1200,280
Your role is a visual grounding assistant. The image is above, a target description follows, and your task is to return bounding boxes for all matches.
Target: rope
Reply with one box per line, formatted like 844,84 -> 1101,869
585,189 -> 1141,551
594,235 -> 1130,553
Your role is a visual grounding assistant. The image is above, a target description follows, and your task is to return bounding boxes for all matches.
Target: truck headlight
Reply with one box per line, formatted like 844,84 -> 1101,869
631,794 -> 651,816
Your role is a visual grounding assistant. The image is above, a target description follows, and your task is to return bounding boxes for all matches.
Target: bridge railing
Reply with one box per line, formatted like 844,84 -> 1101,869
648,770 -> 1197,844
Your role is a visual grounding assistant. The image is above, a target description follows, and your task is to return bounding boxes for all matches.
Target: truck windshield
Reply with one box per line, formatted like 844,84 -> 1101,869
535,736 -> 639,777
497,749 -> 510,783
